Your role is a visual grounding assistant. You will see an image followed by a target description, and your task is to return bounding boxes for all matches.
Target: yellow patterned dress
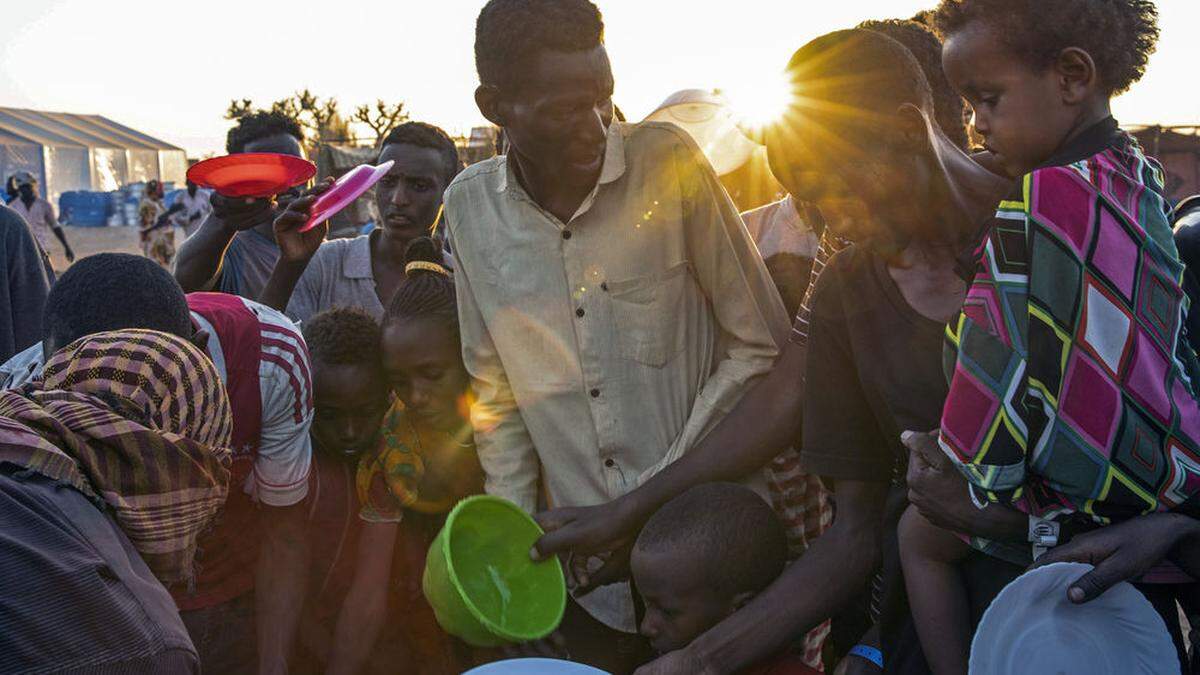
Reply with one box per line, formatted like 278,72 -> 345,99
139,198 -> 174,268
356,400 -> 482,522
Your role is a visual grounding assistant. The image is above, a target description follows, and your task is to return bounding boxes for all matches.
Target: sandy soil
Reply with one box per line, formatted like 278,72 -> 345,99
47,225 -> 156,276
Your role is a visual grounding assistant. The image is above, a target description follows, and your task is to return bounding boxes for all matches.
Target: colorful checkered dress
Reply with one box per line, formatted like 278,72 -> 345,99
939,118 -> 1200,554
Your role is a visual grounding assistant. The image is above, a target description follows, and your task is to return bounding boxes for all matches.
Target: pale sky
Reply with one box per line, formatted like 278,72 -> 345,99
2,0 -> 1197,157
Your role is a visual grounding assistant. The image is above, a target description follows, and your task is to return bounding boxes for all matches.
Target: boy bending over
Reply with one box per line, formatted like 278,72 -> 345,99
632,483 -> 819,675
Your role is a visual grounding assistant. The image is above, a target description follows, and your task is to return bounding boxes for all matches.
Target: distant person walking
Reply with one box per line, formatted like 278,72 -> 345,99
139,180 -> 174,268
8,171 -> 74,268
174,180 -> 212,240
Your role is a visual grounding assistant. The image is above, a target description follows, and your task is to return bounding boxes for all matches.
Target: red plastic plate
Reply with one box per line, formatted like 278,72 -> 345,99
187,153 -> 317,198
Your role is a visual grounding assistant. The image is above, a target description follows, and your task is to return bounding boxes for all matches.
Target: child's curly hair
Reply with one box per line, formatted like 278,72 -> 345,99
933,0 -> 1159,95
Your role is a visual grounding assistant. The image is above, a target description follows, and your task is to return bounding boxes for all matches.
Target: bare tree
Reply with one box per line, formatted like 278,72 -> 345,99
353,100 -> 410,147
225,91 -> 394,149
225,98 -> 254,120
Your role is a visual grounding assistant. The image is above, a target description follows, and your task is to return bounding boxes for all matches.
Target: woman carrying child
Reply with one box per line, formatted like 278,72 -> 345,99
900,1 -> 1200,672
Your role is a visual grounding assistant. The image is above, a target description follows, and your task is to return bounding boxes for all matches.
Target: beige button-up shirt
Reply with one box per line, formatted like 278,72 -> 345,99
445,121 -> 789,631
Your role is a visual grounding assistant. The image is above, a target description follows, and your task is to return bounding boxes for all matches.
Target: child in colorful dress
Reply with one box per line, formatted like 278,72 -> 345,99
897,1 -> 1199,672
323,237 -> 484,675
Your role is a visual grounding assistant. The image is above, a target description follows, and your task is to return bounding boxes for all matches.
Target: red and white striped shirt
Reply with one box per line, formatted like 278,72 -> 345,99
177,292 -> 313,609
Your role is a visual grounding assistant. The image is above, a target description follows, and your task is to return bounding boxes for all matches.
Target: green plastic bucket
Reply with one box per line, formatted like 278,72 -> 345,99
423,495 -> 567,647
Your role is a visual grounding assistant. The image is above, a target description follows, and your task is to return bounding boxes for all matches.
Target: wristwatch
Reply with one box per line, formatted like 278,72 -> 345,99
1029,515 -> 1061,558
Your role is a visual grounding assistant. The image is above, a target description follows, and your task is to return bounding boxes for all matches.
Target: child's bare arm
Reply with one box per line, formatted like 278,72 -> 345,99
899,505 -> 973,675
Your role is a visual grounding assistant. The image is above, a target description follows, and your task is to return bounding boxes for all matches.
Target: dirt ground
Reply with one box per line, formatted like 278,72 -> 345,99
47,225 -> 155,276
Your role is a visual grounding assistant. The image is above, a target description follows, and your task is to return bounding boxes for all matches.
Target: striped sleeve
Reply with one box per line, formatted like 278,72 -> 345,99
248,301 -> 313,507
789,229 -> 851,346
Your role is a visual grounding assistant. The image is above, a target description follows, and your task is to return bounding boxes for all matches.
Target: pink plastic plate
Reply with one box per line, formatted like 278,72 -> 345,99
300,160 -> 395,232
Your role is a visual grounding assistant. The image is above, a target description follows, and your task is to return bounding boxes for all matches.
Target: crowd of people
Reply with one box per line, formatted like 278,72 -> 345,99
0,0 -> 1198,673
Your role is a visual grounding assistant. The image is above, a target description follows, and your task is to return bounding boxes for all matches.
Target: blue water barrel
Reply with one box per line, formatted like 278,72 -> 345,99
59,191 -> 111,227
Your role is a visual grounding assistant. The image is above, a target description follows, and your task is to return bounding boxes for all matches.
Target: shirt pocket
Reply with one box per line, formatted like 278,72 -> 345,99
607,261 -> 691,368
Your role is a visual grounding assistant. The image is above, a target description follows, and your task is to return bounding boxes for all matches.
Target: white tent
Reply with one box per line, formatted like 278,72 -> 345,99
0,107 -> 186,203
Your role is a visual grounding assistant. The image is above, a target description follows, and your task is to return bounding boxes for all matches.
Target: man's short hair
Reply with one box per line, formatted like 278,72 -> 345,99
475,0 -> 604,91
226,111 -> 305,154
635,483 -> 787,597
302,306 -> 383,369
43,253 -> 192,349
770,29 -> 935,151
381,122 -> 463,187
858,19 -> 969,150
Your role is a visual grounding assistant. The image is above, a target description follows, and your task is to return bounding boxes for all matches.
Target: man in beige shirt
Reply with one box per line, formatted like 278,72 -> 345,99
448,1 -> 787,671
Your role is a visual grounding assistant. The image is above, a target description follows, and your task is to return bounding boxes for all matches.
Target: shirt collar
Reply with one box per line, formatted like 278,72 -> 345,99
596,121 -> 628,186
495,121 -> 628,195
345,233 -> 375,280
1038,116 -> 1121,169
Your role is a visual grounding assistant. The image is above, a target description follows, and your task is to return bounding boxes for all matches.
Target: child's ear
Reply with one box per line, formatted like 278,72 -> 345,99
475,85 -> 506,127
1054,47 -> 1098,105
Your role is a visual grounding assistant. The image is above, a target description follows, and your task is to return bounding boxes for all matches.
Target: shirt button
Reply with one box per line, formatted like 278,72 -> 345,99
590,388 -> 600,398
562,230 -> 572,240
576,308 -> 585,318
604,458 -> 615,468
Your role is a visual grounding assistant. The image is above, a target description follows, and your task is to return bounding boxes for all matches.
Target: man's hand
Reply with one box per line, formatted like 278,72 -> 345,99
64,246 -> 75,263
272,179 -> 334,264
902,429 -> 971,532
632,647 -> 717,675
532,500 -> 639,594
210,193 -> 276,232
1033,513 -> 1192,604
902,429 -> 1028,542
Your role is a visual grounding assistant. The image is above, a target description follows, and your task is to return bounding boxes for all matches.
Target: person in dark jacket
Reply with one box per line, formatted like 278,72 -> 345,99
0,205 -> 51,362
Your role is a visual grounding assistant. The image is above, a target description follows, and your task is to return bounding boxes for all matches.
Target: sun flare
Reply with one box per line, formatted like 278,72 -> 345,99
723,68 -> 796,132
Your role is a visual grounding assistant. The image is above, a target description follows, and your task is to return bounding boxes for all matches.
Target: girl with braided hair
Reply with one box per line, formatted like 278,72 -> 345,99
325,237 -> 485,675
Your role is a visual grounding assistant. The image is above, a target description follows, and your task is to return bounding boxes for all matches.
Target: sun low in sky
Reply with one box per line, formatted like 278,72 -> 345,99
1,0 -> 1196,157
724,68 -> 797,134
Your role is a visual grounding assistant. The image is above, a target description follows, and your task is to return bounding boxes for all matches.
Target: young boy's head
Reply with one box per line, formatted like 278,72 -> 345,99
303,307 -> 390,461
632,483 -> 787,655
934,0 -> 1159,177
473,0 -> 613,190
42,253 -> 195,359
226,110 -> 305,158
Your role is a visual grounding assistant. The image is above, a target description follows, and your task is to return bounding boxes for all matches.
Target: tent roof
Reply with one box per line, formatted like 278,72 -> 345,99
0,107 -> 183,152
